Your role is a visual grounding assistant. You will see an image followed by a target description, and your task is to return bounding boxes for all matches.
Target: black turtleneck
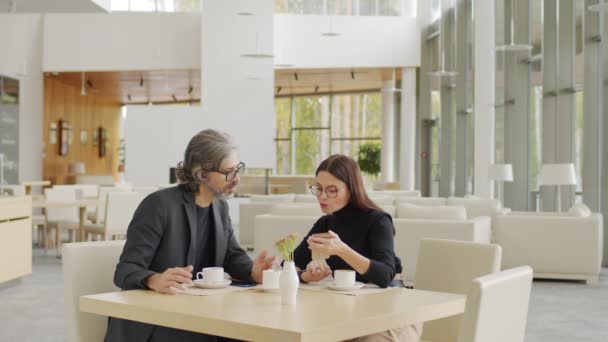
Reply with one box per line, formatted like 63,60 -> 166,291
293,203 -> 402,288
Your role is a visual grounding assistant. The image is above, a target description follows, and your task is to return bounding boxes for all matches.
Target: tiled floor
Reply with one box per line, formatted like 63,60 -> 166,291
1,247 -> 607,342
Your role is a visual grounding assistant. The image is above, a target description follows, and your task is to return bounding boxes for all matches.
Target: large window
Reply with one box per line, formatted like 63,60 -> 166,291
275,0 -> 405,16
111,0 -> 200,12
275,92 -> 382,175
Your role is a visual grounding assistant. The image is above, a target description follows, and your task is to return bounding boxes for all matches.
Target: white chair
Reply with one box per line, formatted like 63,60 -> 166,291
414,239 -> 502,342
54,184 -> 99,199
83,192 -> 142,241
45,188 -> 81,255
254,214 -> 318,256
90,186 -> 130,224
393,213 -> 492,282
458,266 -> 533,342
62,241 -> 125,342
270,203 -> 324,217
132,186 -> 158,197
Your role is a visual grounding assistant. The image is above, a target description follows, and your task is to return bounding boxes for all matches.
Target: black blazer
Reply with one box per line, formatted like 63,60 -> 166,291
105,185 -> 252,342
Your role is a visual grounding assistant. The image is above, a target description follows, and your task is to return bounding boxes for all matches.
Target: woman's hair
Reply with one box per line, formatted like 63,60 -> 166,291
315,154 -> 383,213
175,129 -> 237,193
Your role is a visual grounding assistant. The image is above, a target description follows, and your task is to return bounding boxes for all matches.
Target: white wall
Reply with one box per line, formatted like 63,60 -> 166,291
274,14 -> 420,68
0,15 -> 44,183
201,0 -> 275,168
125,0 -> 276,187
124,105 -> 206,186
43,13 -> 201,71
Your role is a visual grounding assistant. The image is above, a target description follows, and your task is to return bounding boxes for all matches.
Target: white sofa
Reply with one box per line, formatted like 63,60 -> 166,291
393,216 -> 493,282
239,192 -> 404,246
396,196 -> 506,219
493,212 -> 603,284
254,214 -> 318,257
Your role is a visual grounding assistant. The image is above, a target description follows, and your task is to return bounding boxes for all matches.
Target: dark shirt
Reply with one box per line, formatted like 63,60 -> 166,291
193,204 -> 216,277
293,203 -> 402,288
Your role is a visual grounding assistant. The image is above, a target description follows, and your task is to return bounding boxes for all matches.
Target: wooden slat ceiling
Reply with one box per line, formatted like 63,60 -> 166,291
44,67 -> 402,104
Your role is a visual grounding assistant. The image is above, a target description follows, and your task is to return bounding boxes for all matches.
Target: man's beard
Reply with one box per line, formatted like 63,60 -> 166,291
202,179 -> 238,200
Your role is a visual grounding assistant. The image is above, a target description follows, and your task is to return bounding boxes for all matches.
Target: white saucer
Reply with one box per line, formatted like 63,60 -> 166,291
194,279 -> 232,289
327,281 -> 365,292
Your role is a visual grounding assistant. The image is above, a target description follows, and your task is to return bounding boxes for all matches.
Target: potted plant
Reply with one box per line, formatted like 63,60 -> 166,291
357,142 -> 381,187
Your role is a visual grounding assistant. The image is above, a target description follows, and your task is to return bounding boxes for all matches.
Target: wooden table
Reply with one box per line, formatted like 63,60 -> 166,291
32,199 -> 100,242
81,288 -> 465,342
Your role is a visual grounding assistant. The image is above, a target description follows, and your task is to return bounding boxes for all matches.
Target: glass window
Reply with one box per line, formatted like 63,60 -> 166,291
174,0 -> 200,12
275,92 -> 382,176
275,98 -> 292,174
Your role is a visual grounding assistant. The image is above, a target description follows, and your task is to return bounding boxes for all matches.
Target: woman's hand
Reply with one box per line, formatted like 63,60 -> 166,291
307,230 -> 347,257
301,260 -> 332,283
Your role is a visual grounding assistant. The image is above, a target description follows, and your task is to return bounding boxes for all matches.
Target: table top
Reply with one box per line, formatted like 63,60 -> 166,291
21,181 -> 51,186
81,287 -> 465,342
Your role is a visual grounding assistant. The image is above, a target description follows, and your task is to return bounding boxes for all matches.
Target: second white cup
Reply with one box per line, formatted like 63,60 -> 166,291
196,267 -> 224,283
334,269 -> 356,287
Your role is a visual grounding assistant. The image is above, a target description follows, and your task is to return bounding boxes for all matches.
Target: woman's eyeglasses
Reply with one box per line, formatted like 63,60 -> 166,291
212,162 -> 245,181
309,184 -> 341,199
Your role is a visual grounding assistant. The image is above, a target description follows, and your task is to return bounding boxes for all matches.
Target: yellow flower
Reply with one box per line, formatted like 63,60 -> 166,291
275,232 -> 300,262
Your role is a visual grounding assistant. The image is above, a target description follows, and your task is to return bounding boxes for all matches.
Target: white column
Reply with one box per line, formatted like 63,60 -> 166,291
399,68 -> 416,190
473,0 -> 496,199
381,80 -> 395,182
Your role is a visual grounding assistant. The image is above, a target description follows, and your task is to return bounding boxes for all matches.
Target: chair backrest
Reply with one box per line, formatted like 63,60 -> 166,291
414,239 -> 502,342
62,241 -> 125,342
45,188 -> 79,223
54,185 -> 99,198
96,186 -> 130,223
458,266 -> 533,342
104,192 -> 142,236
132,186 -> 158,197
270,203 -> 324,217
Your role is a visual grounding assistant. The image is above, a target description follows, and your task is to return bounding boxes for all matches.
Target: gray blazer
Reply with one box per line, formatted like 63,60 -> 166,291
105,185 -> 253,342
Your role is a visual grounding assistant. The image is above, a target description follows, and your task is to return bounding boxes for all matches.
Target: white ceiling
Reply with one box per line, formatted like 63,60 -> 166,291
0,0 -> 108,13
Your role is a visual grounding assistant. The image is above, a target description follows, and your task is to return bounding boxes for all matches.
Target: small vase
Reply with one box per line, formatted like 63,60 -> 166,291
280,261 -> 299,305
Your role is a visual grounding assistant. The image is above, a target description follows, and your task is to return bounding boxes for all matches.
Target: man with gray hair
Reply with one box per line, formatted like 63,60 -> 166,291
105,129 -> 275,342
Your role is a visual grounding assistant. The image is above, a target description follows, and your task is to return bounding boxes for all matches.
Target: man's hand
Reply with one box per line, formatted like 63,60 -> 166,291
251,250 -> 277,284
146,265 -> 193,295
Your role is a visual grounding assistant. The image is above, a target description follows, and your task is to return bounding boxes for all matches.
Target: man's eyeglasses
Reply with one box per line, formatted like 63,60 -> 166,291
309,184 -> 341,199
212,162 -> 245,181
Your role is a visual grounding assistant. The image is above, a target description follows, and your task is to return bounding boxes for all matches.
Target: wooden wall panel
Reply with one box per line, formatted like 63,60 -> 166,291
43,76 -> 121,185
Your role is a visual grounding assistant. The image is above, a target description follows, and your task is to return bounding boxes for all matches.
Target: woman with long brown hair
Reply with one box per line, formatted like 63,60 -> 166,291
292,154 -> 421,342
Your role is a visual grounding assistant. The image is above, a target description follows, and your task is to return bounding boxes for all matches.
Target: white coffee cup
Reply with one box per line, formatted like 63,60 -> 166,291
196,267 -> 224,283
262,269 -> 280,290
334,269 -> 356,287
